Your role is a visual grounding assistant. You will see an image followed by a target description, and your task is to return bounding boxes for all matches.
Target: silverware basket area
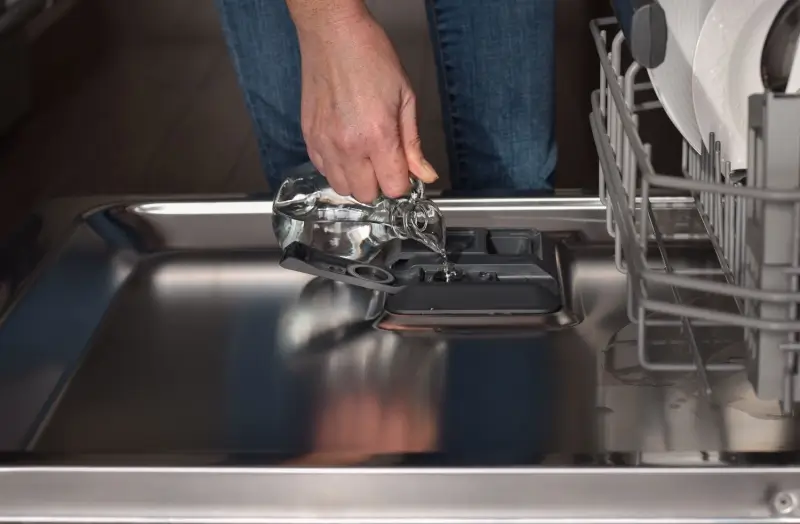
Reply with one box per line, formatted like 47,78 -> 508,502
590,16 -> 800,413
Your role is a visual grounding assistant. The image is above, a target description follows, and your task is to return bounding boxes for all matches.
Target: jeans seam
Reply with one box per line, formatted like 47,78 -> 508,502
425,0 -> 462,187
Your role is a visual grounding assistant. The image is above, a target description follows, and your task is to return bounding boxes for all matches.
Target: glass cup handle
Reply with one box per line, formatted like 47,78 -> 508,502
409,177 -> 425,200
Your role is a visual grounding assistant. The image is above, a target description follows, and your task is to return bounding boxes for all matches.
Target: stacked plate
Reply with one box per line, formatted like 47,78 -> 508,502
647,0 -> 715,155
648,0 -> 794,171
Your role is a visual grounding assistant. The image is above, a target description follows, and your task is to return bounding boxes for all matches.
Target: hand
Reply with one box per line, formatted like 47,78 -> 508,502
295,12 -> 439,202
305,392 -> 437,465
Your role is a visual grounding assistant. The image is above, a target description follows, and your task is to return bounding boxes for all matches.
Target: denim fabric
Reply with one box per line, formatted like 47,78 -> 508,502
215,0 -> 307,189
216,0 -> 557,192
424,0 -> 556,191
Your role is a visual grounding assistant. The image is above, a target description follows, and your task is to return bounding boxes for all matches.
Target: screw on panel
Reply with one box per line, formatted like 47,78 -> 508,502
771,491 -> 799,515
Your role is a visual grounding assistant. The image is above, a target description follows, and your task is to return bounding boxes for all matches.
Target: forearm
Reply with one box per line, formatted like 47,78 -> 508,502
285,0 -> 368,35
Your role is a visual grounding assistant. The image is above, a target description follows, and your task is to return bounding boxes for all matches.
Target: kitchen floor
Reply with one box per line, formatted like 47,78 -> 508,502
0,0 -> 609,237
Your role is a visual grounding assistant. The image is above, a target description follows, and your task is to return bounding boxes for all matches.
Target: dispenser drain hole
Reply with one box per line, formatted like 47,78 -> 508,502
348,264 -> 394,284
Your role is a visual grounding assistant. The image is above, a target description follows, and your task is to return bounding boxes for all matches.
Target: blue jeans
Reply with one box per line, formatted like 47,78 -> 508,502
216,0 -> 557,192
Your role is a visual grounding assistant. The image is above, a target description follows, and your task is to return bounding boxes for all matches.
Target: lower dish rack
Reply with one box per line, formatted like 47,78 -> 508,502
590,16 -> 800,413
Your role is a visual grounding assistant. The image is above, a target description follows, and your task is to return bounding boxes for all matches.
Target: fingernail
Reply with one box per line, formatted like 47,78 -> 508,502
421,160 -> 439,182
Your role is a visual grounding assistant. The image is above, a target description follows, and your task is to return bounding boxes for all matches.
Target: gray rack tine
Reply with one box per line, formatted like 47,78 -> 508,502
591,15 -> 800,412
590,17 -> 800,407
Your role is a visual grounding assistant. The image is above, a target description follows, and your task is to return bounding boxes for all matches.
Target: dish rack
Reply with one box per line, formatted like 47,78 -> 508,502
590,16 -> 800,413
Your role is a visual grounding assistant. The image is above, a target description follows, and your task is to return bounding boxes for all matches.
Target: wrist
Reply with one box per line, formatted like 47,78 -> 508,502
287,0 -> 369,38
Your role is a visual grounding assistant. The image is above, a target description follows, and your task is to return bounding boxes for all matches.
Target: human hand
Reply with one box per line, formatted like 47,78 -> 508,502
295,11 -> 439,203
305,392 -> 437,465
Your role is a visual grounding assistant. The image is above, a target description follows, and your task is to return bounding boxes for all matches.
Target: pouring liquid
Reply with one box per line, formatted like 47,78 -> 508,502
432,246 -> 458,282
273,169 -> 455,280
397,199 -> 457,282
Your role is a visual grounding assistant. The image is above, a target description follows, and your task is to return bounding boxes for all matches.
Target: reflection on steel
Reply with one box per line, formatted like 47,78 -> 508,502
278,277 -> 446,461
0,194 -> 798,521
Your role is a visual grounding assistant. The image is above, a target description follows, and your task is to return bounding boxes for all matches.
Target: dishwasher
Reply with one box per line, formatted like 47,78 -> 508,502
1,0 -> 800,521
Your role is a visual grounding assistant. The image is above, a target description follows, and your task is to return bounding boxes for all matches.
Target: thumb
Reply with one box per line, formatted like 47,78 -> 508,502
399,94 -> 439,184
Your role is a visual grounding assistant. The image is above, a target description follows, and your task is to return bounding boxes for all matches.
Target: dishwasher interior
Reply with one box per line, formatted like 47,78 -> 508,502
3,2 -> 800,521
0,196 -> 796,463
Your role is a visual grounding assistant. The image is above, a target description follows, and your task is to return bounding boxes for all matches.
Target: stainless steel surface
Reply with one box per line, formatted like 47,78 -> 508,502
7,466 -> 800,522
0,195 -> 784,455
1,195 -> 800,520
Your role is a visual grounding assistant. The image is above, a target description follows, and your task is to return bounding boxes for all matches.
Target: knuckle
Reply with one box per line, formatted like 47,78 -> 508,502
371,123 -> 397,145
406,134 -> 422,150
335,131 -> 363,153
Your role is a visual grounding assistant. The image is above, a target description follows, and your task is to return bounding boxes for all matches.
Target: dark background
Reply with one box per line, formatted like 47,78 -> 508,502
0,0 -> 643,237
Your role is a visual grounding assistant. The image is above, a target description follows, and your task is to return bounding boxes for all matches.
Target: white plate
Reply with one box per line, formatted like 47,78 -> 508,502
646,0 -> 714,153
692,0 -> 785,170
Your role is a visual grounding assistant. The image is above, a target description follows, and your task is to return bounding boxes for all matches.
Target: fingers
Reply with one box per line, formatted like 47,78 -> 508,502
310,393 -> 437,460
325,163 -> 352,197
314,126 -> 401,203
308,149 -> 325,176
304,92 -> 435,202
347,157 -> 380,203
399,94 -> 439,184
370,125 -> 411,199
310,144 -> 351,196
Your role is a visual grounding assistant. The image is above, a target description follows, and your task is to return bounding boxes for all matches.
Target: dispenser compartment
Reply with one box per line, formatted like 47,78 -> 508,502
279,228 -> 566,316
